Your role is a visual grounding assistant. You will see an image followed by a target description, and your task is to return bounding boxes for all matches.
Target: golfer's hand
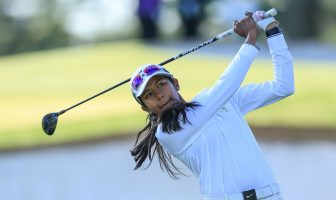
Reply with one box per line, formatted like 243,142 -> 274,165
252,10 -> 279,31
233,12 -> 258,44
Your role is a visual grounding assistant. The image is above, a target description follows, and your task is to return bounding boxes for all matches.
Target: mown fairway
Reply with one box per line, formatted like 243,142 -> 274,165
1,40 -> 336,150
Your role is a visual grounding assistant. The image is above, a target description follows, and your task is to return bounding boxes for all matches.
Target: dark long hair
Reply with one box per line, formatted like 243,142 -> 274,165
130,101 -> 200,179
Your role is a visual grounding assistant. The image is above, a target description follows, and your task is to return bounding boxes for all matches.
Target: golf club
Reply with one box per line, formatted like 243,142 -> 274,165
42,8 -> 277,135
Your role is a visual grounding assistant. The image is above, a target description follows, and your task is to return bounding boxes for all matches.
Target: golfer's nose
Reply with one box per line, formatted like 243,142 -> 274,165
155,91 -> 164,101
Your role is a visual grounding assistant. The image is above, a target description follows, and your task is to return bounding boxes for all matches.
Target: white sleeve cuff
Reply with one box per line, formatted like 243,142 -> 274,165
238,43 -> 260,61
267,34 -> 288,54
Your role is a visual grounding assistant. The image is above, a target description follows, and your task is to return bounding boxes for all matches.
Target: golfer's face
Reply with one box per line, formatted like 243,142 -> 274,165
141,76 -> 180,114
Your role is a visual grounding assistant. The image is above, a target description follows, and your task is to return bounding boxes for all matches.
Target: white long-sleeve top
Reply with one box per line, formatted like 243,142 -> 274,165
156,34 -> 294,197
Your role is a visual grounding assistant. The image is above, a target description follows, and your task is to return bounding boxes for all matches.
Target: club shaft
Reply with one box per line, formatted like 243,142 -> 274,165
160,29 -> 234,66
58,30 -> 234,115
159,8 -> 277,67
59,78 -> 131,115
58,8 -> 277,115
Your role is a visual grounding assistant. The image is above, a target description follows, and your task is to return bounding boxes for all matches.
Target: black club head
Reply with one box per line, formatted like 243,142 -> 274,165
42,113 -> 59,135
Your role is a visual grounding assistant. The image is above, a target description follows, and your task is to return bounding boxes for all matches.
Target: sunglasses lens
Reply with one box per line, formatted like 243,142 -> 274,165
132,65 -> 164,92
132,75 -> 143,91
144,65 -> 160,76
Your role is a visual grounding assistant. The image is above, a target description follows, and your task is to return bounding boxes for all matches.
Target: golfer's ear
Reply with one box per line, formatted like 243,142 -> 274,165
173,78 -> 180,91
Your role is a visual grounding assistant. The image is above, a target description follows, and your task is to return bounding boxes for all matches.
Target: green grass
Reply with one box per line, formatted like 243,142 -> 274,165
1,40 -> 336,150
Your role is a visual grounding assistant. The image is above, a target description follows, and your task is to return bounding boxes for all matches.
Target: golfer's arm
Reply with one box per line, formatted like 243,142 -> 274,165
232,31 -> 295,115
156,44 -> 259,154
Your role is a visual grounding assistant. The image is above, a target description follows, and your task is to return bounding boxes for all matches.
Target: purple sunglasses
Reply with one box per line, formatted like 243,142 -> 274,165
131,65 -> 162,92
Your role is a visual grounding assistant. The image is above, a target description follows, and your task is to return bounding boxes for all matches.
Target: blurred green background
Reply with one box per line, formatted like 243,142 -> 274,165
1,0 -> 336,151
1,0 -> 336,55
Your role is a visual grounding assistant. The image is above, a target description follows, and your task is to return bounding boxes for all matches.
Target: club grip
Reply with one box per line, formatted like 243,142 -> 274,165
265,8 -> 277,17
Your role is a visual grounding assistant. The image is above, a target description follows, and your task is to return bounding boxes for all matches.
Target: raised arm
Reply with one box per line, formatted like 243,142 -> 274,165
232,21 -> 295,115
156,15 -> 260,154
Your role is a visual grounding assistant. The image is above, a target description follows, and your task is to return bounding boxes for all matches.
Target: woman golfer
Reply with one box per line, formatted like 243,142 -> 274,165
130,11 -> 294,200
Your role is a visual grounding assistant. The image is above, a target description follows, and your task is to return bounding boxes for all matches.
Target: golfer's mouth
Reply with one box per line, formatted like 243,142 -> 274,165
160,99 -> 176,111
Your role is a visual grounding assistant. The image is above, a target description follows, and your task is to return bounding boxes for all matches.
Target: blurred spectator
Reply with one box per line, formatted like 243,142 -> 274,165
137,0 -> 162,39
177,0 -> 209,37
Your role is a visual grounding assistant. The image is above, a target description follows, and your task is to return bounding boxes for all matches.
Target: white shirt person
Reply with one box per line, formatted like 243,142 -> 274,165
130,11 -> 294,200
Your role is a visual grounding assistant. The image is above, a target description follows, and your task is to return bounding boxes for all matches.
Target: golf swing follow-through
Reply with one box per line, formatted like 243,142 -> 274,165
42,8 -> 277,135
42,8 -> 294,200
129,9 -> 294,200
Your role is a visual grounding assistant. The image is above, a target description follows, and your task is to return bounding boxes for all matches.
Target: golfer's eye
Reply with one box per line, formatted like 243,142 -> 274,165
145,92 -> 152,100
157,80 -> 166,88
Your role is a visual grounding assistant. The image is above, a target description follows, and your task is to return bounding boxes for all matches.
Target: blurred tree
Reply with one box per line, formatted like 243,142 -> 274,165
260,0 -> 323,39
0,0 -> 71,55
320,0 -> 336,42
0,0 -> 334,56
